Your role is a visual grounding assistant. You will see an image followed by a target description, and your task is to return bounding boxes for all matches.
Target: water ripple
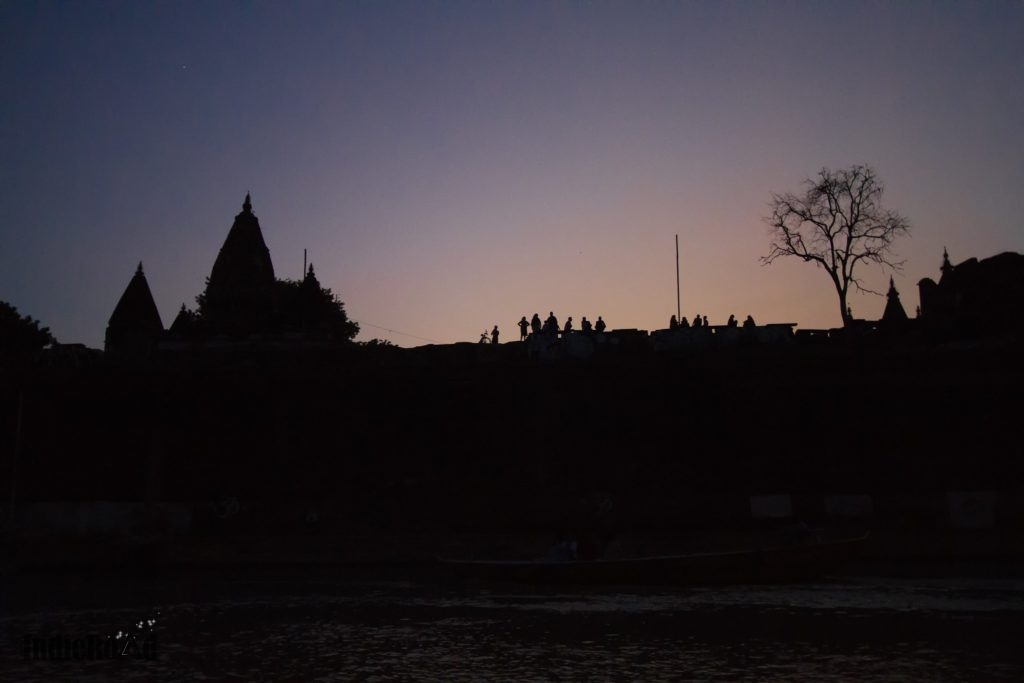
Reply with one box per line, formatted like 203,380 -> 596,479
3,577 -> 1023,681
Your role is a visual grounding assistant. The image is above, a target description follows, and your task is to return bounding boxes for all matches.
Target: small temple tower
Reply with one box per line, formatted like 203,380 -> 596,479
168,303 -> 197,338
881,277 -> 908,323
300,262 -> 321,296
105,262 -> 164,355
918,248 -> 956,321
940,247 -> 954,280
200,193 -> 277,335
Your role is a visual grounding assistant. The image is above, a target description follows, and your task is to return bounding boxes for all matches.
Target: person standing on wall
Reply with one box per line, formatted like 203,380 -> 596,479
518,316 -> 530,341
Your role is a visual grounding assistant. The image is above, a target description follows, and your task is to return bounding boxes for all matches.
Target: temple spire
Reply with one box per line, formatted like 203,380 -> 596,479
204,191 -> 276,334
882,275 -> 908,323
106,261 -> 164,354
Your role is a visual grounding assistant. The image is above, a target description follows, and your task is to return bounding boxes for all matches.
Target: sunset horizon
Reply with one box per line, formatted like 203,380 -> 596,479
3,2 -> 1022,347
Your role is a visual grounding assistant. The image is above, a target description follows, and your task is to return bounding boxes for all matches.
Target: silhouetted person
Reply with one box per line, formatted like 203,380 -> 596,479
594,316 -> 606,333
581,316 -> 592,333
531,313 -> 542,335
518,316 -> 529,341
743,315 -> 756,328
545,311 -> 558,333
727,314 -> 737,328
669,315 -> 678,329
703,315 -> 709,327
692,314 -> 702,328
564,317 -> 573,333
680,316 -> 690,328
491,325 -> 499,345
479,330 -> 489,344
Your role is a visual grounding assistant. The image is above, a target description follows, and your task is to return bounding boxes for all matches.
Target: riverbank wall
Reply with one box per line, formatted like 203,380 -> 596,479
2,334 -> 1021,570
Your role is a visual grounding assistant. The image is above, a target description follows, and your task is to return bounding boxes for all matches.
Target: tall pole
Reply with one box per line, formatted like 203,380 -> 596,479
675,234 -> 681,321
303,248 -> 307,277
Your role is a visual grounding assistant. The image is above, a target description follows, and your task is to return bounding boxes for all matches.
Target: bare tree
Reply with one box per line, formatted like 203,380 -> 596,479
762,165 -> 910,327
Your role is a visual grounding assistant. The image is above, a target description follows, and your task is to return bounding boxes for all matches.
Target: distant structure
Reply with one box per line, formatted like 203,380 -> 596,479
200,192 -> 277,335
105,262 -> 163,357
918,249 -> 1024,336
168,303 -> 197,339
105,194 -> 358,355
880,277 -> 908,324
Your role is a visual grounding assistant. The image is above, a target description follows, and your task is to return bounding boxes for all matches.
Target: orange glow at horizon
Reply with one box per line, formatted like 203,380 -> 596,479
1,2 -> 1021,347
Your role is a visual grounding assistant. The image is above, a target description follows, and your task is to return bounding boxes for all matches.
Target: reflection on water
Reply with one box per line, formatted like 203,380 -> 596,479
3,577 -> 1023,681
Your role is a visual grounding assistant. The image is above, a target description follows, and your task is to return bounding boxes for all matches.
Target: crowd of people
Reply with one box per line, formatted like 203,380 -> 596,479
483,312 -> 609,344
483,311 -> 759,344
519,312 -> 607,340
668,313 -> 756,330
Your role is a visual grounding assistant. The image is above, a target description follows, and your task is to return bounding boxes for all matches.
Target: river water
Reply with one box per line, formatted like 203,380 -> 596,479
3,575 -> 1024,681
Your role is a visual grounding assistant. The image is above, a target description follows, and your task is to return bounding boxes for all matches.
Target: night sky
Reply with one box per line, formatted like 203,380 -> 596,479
2,2 -> 1022,347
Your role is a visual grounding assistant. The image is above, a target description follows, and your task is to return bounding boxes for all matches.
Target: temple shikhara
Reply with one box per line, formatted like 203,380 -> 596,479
201,192 -> 277,335
105,194 -> 357,357
105,262 -> 164,356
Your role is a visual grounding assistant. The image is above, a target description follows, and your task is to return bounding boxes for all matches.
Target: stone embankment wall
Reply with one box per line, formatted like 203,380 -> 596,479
2,340 -> 1021,542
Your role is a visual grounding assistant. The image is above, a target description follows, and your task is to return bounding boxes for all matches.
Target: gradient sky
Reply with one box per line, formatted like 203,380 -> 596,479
2,1 -> 1022,347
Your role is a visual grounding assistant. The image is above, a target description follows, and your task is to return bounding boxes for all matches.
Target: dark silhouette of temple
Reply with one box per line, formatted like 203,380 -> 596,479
168,303 -> 197,339
918,249 -> 1024,337
880,277 -> 908,325
105,262 -> 164,356
105,194 -> 357,355
196,192 -> 276,335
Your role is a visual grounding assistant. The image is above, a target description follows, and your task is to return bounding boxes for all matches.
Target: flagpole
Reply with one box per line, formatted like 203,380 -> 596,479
675,234 -> 681,321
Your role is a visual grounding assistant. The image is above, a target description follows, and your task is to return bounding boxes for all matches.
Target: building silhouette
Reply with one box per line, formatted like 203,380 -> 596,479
105,262 -> 163,356
918,249 -> 1024,336
199,192 -> 277,335
105,194 -> 357,355
880,277 -> 908,325
167,303 -> 197,339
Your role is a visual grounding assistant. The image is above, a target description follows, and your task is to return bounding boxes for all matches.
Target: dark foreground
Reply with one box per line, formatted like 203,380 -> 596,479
3,573 -> 1023,681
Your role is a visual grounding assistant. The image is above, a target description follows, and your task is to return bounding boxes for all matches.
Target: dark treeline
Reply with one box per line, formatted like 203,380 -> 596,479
2,339 -> 1021,535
